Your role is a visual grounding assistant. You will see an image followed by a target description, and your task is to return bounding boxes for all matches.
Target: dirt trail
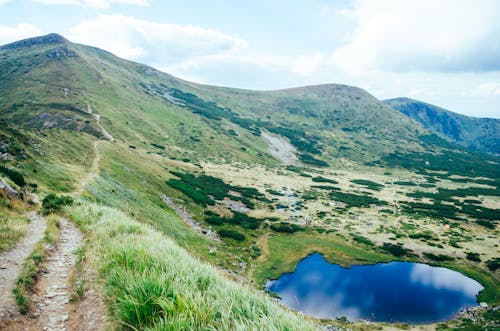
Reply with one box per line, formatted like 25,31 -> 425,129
0,219 -> 98,331
85,105 -> 114,142
0,212 -> 46,319
35,218 -> 83,331
75,140 -> 102,196
1,133 -> 107,329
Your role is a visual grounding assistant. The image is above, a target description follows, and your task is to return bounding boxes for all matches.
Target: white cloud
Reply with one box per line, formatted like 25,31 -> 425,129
291,53 -> 326,76
31,0 -> 148,9
332,0 -> 500,73
0,23 -> 44,45
469,82 -> 500,97
68,14 -> 247,65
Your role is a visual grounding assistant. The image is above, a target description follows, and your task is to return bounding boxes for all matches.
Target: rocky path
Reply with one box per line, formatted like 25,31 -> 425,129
0,212 -> 47,320
1,133 -> 107,329
36,218 -> 83,331
0,218 -> 99,331
85,105 -> 114,142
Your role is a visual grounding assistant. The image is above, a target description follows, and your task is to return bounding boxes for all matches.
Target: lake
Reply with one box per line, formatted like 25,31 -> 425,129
266,253 -> 483,324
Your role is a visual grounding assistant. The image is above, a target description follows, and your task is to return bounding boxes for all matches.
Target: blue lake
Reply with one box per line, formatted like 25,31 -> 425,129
266,253 -> 484,324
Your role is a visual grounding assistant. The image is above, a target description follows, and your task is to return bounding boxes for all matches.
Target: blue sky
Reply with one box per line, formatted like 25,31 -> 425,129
1,0 -> 499,118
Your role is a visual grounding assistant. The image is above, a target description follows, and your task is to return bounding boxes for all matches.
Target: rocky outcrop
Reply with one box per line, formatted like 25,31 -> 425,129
161,194 -> 220,242
47,47 -> 75,58
0,178 -> 19,199
0,33 -> 67,50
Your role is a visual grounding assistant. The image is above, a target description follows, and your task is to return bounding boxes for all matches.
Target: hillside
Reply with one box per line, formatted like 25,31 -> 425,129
0,34 -> 499,330
384,97 -> 500,155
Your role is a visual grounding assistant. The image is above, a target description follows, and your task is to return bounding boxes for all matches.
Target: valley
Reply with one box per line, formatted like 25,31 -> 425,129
0,34 -> 498,330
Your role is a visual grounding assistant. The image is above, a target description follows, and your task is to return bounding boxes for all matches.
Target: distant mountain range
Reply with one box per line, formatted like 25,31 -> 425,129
384,97 -> 499,155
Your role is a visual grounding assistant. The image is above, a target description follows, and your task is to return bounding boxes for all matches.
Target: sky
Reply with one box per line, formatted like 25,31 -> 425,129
0,0 -> 499,118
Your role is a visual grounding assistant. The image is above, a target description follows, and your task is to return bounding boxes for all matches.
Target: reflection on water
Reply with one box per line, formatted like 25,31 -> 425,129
266,254 -> 483,323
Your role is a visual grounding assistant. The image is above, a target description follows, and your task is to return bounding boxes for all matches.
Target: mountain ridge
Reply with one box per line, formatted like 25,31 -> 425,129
0,33 -> 431,167
384,97 -> 500,155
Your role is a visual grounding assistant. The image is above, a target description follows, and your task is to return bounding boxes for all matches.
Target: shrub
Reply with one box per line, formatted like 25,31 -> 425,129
393,181 -> 417,186
381,242 -> 410,257
167,172 -> 264,208
466,252 -> 481,262
485,258 -> 500,271
350,179 -> 384,191
41,194 -> 73,215
312,176 -> 338,184
299,154 -> 328,167
205,215 -> 224,225
353,235 -> 374,246
423,252 -> 454,261
0,165 -> 26,187
266,189 -> 284,196
217,229 -> 245,241
229,212 -> 261,230
409,232 -> 435,241
270,222 -> 302,233
329,191 -> 387,208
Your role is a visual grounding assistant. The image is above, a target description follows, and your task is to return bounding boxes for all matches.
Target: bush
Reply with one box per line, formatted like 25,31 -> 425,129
217,229 -> 245,241
229,212 -> 261,230
350,179 -> 384,191
270,222 -> 302,233
381,242 -> 410,257
409,232 -> 435,240
466,252 -> 481,262
167,172 -> 264,208
41,194 -> 73,215
353,235 -> 374,246
393,181 -> 417,186
329,191 -> 387,208
423,252 -> 454,261
299,154 -> 328,167
312,176 -> 338,184
485,258 -> 500,271
205,215 -> 224,225
0,165 -> 26,187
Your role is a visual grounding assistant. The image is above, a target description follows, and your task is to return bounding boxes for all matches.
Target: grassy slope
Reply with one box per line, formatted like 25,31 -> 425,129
70,202 -> 315,331
190,83 -> 428,164
385,97 -> 500,155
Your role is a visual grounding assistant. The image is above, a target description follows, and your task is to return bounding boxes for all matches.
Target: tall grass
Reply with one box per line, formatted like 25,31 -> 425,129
70,202 -> 315,330
0,210 -> 29,253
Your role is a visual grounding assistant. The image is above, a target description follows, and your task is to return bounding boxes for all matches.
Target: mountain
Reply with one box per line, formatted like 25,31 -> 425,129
0,34 -> 431,168
1,34 -> 498,330
2,33 -> 496,174
384,97 -> 500,155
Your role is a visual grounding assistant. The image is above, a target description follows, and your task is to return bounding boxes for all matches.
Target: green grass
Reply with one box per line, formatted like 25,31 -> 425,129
0,205 -> 30,253
69,202 -> 315,330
